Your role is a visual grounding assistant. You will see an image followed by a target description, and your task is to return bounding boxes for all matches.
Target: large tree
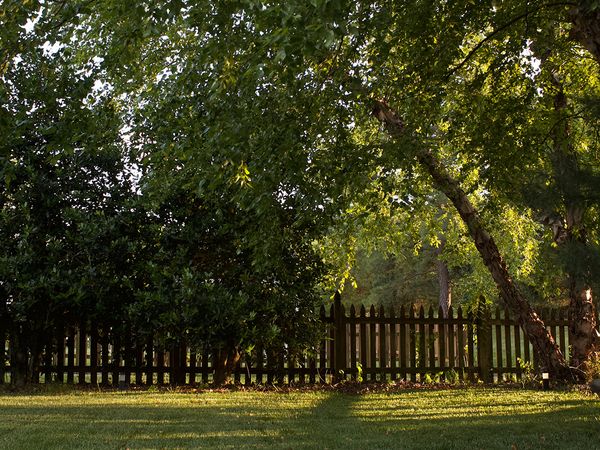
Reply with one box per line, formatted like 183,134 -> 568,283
2,0 -> 334,385
0,36 -> 137,384
359,1 -> 600,378
3,0 -> 600,382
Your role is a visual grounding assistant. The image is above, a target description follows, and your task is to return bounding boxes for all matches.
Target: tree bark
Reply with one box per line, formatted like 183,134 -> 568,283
417,148 -> 571,378
568,279 -> 599,368
372,100 -> 573,379
212,346 -> 241,386
9,329 -> 42,386
569,3 -> 600,65
10,333 -> 28,387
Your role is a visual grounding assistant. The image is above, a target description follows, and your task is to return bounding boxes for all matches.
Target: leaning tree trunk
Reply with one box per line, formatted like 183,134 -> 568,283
418,149 -> 572,379
372,100 -> 573,379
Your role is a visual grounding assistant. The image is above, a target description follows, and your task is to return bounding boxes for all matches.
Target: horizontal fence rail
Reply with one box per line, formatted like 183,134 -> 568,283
0,296 -> 592,386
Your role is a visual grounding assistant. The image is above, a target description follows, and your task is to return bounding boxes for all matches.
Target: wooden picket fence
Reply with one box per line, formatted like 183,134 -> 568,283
0,295 -> 585,385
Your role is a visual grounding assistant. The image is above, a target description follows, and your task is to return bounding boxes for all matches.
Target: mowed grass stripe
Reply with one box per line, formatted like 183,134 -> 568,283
0,388 -> 598,449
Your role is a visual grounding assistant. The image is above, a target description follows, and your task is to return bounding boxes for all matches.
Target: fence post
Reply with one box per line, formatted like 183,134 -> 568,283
333,292 -> 346,383
477,297 -> 493,383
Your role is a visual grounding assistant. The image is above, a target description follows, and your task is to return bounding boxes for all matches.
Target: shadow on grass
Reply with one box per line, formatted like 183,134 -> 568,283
0,389 -> 598,449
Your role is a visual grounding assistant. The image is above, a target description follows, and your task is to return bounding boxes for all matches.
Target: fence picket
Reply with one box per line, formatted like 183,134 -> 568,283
389,306 -> 397,381
43,340 -> 52,383
467,310 -> 475,383
409,306 -> 417,382
277,347 -> 285,385
504,308 -> 513,377
156,346 -> 165,385
202,348 -> 210,384
328,303 -> 335,383
369,305 -> 376,381
419,306 -> 426,381
359,305 -> 367,381
495,306 -> 503,381
438,306 -> 446,375
67,327 -> 75,384
456,307 -> 465,380
333,296 -> 345,382
428,306 -> 435,372
124,330 -> 133,385
56,324 -> 65,383
145,337 -> 154,385
112,333 -> 121,386
399,305 -> 407,381
523,321 -> 531,366
135,342 -> 144,385
319,305 -> 326,383
90,326 -> 98,385
379,305 -> 387,381
100,327 -> 109,386
447,306 -> 455,373
514,317 -> 522,378
349,305 -> 357,381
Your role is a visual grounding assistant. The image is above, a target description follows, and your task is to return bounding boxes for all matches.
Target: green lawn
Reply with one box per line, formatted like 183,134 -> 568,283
0,387 -> 598,449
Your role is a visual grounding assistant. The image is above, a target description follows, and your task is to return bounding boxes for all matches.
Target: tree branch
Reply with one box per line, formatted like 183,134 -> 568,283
446,2 -> 576,79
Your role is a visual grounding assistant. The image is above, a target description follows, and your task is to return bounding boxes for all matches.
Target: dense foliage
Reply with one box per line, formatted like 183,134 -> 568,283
2,0 -> 600,382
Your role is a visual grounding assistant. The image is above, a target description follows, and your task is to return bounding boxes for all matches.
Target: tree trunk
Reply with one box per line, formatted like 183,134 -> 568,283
10,337 -> 28,387
549,79 -> 600,369
9,330 -> 36,386
9,323 -> 44,386
372,100 -> 573,379
568,279 -> 599,369
417,148 -> 571,378
434,236 -> 451,318
570,4 -> 600,65
437,259 -> 451,318
212,346 -> 241,386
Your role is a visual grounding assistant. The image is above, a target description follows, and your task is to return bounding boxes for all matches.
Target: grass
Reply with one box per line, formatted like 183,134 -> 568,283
0,386 -> 599,449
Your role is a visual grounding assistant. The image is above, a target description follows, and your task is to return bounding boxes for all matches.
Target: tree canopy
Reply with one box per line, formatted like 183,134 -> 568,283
2,0 -> 600,383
